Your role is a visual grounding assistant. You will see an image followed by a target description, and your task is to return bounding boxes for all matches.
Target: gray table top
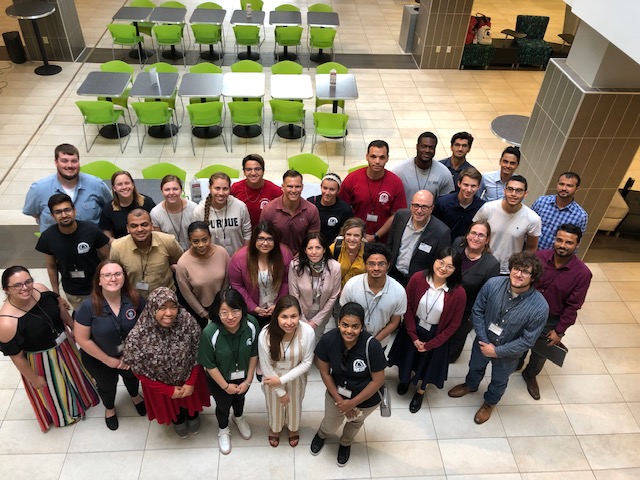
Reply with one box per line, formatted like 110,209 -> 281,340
149,7 -> 186,23
112,6 -> 152,22
307,11 -> 339,27
178,73 -> 223,97
189,8 -> 226,24
490,114 -> 529,147
130,72 -> 180,98
271,74 -> 313,100
230,9 -> 265,25
269,10 -> 302,26
222,72 -> 265,98
315,74 -> 358,100
77,72 -> 132,97
6,2 -> 55,20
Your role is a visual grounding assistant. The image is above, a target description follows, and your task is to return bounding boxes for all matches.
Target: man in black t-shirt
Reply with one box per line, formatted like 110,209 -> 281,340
36,193 -> 110,311
307,173 -> 353,244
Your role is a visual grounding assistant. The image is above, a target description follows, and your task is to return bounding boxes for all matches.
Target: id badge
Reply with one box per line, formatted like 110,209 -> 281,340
55,332 -> 67,346
488,323 -> 503,335
136,281 -> 149,291
423,323 -> 432,331
222,236 -> 231,247
337,386 -> 352,398
418,242 -> 432,253
276,361 -> 288,370
366,213 -> 378,222
229,370 -> 245,381
70,270 -> 86,279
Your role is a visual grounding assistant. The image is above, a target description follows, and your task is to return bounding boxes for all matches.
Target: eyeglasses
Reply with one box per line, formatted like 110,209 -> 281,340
512,268 -> 532,277
256,237 -> 274,244
52,207 -> 73,216
505,187 -> 525,194
219,309 -> 242,319
468,231 -> 487,239
411,203 -> 433,211
366,261 -> 387,268
435,259 -> 455,272
101,271 -> 124,280
8,278 -> 34,290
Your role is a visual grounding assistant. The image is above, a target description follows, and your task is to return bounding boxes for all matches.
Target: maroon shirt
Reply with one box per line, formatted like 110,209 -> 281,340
259,196 -> 320,255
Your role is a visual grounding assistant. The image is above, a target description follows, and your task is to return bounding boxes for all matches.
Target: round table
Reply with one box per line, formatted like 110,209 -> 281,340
5,2 -> 62,76
490,114 -> 529,147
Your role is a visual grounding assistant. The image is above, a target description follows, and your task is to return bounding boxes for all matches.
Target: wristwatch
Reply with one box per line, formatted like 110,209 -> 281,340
373,233 -> 380,242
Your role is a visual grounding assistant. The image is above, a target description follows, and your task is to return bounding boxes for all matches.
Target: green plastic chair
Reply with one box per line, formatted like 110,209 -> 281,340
191,23 -> 223,63
288,153 -> 328,180
230,59 -> 263,72
275,4 -> 300,11
269,100 -> 305,151
274,26 -> 303,62
195,164 -> 240,179
99,60 -> 134,124
312,112 -> 349,164
309,27 -> 336,63
233,25 -> 262,60
158,1 -> 191,45
107,24 -> 144,68
228,101 -> 265,153
308,3 -> 333,12
271,60 -> 303,75
197,1 -> 222,8
130,0 -> 156,38
76,101 -> 129,153
80,160 -> 121,180
348,164 -> 366,173
186,102 -> 228,155
142,162 -> 187,184
240,0 -> 264,11
131,102 -> 178,153
316,62 -> 348,112
152,24 -> 187,68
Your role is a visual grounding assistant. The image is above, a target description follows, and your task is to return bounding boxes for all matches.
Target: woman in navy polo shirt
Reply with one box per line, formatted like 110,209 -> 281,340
75,260 -> 147,430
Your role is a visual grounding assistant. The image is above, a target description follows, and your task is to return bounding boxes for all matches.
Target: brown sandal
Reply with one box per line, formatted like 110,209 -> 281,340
288,433 -> 300,447
268,435 -> 280,447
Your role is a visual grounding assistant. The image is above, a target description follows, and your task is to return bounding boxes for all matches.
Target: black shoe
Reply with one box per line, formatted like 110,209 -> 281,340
409,392 -> 424,413
105,414 -> 119,431
337,445 -> 351,467
396,382 -> 409,395
134,400 -> 147,416
310,433 -> 325,456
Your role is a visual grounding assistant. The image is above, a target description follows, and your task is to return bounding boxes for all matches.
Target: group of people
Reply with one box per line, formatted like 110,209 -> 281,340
0,135 -> 593,465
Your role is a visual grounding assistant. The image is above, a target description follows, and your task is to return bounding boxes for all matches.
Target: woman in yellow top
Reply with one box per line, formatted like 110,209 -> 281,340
329,217 -> 367,288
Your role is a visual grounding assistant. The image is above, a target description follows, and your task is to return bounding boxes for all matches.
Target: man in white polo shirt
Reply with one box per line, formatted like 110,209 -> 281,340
339,243 -> 407,348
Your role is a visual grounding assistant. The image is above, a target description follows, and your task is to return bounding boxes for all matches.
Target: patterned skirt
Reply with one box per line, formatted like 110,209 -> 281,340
24,335 -> 100,432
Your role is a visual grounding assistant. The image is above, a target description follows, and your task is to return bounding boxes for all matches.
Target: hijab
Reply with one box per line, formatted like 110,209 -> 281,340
123,287 -> 200,386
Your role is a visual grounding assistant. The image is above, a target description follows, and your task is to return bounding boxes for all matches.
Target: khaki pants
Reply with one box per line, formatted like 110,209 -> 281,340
64,292 -> 87,312
318,391 -> 378,446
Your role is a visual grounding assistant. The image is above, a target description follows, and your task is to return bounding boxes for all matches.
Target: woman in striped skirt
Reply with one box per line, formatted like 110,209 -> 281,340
0,266 -> 99,432
258,296 -> 315,448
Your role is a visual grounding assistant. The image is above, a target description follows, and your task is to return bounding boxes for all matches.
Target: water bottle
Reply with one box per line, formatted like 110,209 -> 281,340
329,69 -> 337,86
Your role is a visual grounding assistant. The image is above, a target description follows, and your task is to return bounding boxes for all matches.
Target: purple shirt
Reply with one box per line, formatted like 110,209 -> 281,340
535,250 -> 592,334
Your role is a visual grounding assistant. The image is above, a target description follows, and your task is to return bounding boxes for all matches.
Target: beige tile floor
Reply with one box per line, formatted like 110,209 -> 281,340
2,0 -> 640,478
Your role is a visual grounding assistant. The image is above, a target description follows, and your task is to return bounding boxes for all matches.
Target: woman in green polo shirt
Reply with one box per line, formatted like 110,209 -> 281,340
197,288 -> 259,455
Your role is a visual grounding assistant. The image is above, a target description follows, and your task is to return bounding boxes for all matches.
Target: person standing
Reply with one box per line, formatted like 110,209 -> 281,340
392,132 -> 454,205
197,289 -> 259,454
439,132 -> 476,188
36,193 -> 110,311
433,167 -> 485,239
258,296 -> 315,448
193,172 -> 252,257
340,140 -> 406,242
477,146 -> 520,201
448,252 -> 548,424
231,154 -> 282,227
0,266 -> 99,432
330,217 -> 367,288
260,170 -> 321,255
151,175 -> 198,251
307,173 -> 353,245
520,224 -> 592,399
531,172 -> 588,251
22,143 -> 112,232
74,260 -> 147,430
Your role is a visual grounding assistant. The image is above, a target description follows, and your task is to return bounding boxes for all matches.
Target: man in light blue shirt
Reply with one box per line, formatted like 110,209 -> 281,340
477,146 -> 520,201
22,143 -> 112,232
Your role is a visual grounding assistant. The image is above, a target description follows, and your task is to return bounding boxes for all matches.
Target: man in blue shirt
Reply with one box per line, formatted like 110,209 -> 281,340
531,172 -> 588,250
439,131 -> 475,189
22,143 -> 112,232
433,167 -> 485,239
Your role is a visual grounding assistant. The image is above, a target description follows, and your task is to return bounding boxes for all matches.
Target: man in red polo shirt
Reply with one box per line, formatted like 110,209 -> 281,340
231,154 -> 282,227
260,170 -> 320,254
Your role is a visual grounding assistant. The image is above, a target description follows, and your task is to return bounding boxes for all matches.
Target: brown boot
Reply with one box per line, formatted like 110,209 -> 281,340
474,402 -> 494,424
448,383 -> 477,398
522,372 -> 540,400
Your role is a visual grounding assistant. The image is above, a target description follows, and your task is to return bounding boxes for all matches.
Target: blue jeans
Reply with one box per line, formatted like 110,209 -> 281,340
465,337 -> 519,405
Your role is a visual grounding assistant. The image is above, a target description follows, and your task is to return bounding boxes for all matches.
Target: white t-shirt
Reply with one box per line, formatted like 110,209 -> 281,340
392,157 -> 455,205
150,200 -> 198,250
192,195 -> 252,257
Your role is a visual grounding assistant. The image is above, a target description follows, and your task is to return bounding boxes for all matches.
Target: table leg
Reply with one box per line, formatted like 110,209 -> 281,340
162,45 -> 184,60
277,124 -> 303,139
238,45 -> 260,61
200,44 -> 221,61
276,45 -> 298,61
309,48 -> 331,63
149,124 -> 179,138
192,126 -> 222,138
233,125 -> 262,138
31,19 -> 61,76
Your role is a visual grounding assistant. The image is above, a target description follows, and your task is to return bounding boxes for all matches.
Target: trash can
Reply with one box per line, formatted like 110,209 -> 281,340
3,31 -> 27,64
398,5 -> 419,53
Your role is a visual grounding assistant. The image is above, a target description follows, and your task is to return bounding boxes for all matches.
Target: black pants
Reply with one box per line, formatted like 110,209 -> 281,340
449,314 -> 473,363
389,266 -> 409,288
205,375 -> 246,429
81,350 -> 140,410
174,408 -> 199,425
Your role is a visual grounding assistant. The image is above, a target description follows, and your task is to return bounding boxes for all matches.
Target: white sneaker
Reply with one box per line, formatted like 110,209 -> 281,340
232,415 -> 252,440
218,427 -> 231,454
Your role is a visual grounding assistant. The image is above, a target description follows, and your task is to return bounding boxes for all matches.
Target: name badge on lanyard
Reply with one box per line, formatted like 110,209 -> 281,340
229,370 -> 245,381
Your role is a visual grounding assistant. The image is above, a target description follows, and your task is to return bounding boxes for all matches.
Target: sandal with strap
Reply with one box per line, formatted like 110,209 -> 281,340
268,435 -> 280,447
288,433 -> 300,448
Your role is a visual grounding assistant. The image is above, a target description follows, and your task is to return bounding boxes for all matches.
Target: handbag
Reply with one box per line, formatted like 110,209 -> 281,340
365,336 -> 391,417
